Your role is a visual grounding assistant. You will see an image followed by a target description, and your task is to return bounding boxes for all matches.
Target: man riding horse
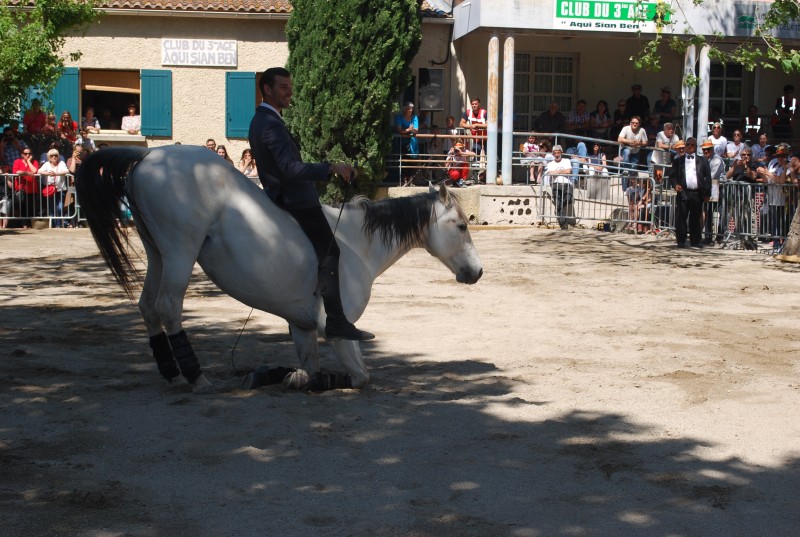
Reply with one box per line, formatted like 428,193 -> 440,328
248,67 -> 374,342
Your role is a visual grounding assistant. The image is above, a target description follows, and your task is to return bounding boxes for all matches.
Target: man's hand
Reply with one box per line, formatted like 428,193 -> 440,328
329,163 -> 357,184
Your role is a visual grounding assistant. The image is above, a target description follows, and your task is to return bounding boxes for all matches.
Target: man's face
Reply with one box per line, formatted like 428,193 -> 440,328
206,140 -> 216,151
630,118 -> 640,131
446,117 -> 455,128
549,102 -> 558,114
576,102 -> 585,113
553,149 -> 562,161
686,143 -> 697,153
265,75 -> 293,110
665,126 -> 674,136
470,100 -> 480,113
760,134 -> 767,145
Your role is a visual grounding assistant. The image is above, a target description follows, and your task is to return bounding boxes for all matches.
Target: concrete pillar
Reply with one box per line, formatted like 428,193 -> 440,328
697,44 -> 712,144
501,36 -> 514,186
486,36 -> 500,185
681,44 -> 696,140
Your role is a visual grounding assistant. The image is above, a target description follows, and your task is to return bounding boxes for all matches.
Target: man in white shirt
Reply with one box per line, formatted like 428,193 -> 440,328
545,145 -> 575,230
617,115 -> 648,189
668,137 -> 711,248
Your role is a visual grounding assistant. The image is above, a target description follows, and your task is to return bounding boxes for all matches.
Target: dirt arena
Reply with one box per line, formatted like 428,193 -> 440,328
2,227 -> 799,537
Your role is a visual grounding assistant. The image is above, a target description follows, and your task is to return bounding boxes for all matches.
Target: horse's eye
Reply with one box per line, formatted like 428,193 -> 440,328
458,223 -> 468,231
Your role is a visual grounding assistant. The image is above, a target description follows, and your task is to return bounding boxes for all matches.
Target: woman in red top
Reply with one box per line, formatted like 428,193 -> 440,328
57,111 -> 78,144
12,148 -> 40,221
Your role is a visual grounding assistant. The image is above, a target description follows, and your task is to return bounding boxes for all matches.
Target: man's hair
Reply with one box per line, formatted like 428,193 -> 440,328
663,122 -> 673,130
686,137 -> 697,146
470,98 -> 481,103
206,138 -> 215,144
259,67 -> 291,99
576,99 -> 587,106
784,84 -> 794,93
630,115 -> 641,123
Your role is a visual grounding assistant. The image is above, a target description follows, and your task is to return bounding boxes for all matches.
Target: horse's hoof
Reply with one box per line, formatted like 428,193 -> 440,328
191,374 -> 215,394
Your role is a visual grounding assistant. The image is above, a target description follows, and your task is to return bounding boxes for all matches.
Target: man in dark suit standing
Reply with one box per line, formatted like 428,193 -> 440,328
668,137 -> 712,248
248,67 -> 373,341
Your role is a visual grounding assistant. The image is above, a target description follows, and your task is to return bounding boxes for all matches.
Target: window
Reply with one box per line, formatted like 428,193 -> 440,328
81,69 -> 140,130
44,68 -> 172,136
709,62 -> 743,121
514,53 -> 576,131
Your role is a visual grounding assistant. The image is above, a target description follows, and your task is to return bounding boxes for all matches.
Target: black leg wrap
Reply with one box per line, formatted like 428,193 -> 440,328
149,332 -> 180,381
309,371 -> 353,392
168,330 -> 202,384
242,366 -> 296,390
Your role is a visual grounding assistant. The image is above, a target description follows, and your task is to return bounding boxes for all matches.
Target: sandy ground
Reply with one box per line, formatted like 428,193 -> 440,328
1,227 -> 800,537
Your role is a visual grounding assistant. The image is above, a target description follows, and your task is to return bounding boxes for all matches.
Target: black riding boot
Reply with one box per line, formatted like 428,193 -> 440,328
319,256 -> 375,341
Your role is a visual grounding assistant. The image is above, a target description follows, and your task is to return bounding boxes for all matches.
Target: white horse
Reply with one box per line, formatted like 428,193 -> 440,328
75,145 -> 483,393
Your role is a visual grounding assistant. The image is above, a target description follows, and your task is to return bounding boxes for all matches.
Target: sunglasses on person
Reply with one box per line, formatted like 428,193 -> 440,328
22,151 -> 31,155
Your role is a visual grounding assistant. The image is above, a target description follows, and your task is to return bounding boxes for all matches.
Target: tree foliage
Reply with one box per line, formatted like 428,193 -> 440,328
0,0 -> 97,121
285,0 -> 422,201
632,0 -> 800,75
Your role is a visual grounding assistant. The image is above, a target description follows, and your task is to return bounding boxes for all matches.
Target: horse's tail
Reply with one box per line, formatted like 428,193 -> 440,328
75,147 -> 151,299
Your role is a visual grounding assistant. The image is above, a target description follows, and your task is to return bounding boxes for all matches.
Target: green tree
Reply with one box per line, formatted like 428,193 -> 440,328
0,0 -> 97,121
633,0 -> 800,73
284,0 -> 421,201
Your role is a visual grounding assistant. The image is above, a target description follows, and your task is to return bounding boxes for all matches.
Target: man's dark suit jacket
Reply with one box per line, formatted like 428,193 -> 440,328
668,153 -> 712,198
248,105 -> 329,210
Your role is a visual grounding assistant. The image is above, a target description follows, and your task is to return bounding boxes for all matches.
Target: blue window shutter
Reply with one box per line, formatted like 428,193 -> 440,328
48,67 -> 79,121
141,69 -> 172,136
226,71 -> 255,138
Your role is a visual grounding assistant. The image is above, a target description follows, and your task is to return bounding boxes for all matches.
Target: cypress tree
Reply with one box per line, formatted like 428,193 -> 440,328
285,0 -> 422,201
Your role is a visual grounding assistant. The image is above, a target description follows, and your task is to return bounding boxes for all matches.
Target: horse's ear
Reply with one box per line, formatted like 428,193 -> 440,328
438,182 -> 450,205
428,182 -> 436,195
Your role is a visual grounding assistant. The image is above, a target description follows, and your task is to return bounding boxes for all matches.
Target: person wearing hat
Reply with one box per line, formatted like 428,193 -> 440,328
625,83 -> 651,122
652,86 -> 677,128
445,141 -> 476,187
668,137 -> 712,248
700,139 -> 726,244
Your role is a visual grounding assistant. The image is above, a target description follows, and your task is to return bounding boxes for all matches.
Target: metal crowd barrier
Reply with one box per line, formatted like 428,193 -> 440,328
1,173 -> 79,228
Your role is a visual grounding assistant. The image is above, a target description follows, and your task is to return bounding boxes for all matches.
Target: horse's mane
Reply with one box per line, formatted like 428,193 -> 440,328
354,190 -> 465,250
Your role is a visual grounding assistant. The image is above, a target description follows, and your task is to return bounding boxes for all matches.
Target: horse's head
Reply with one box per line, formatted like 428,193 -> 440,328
425,184 -> 483,284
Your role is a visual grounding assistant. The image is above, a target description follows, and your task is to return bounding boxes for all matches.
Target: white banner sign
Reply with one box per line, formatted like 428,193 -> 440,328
161,39 -> 237,67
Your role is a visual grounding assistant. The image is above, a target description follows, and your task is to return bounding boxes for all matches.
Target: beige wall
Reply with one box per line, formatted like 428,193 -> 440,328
64,15 -> 452,158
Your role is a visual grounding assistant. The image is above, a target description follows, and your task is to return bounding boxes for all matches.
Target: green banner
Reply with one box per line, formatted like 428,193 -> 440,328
555,0 -> 671,32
